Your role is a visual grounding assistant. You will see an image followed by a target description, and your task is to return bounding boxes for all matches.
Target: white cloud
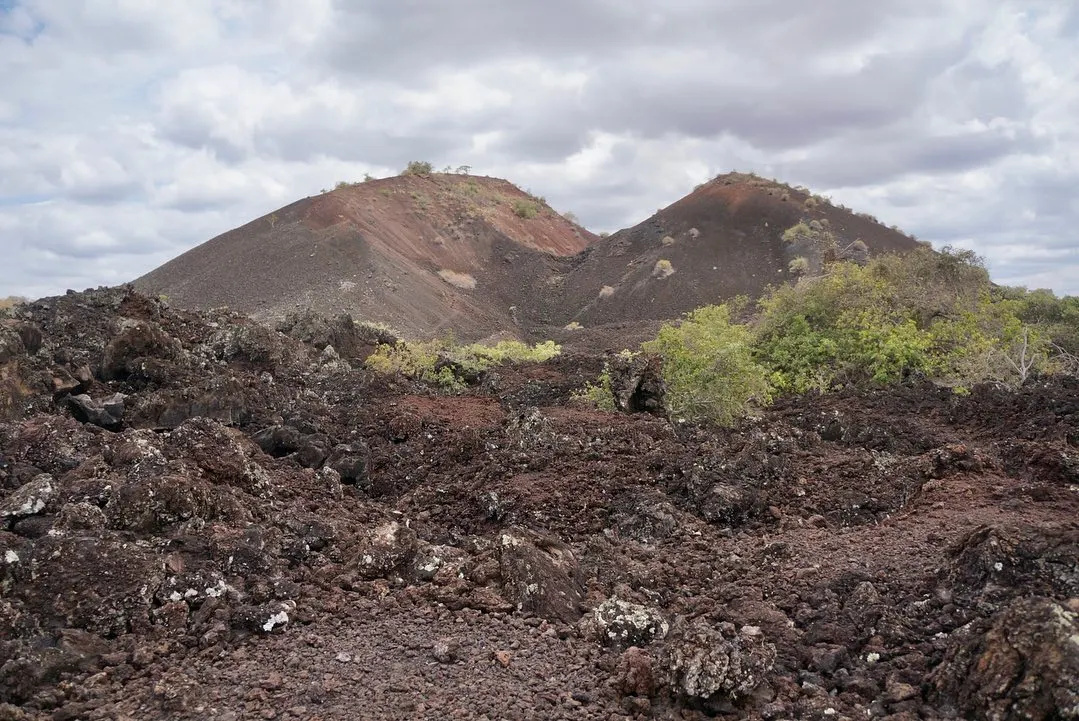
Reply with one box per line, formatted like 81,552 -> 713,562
0,0 -> 1076,299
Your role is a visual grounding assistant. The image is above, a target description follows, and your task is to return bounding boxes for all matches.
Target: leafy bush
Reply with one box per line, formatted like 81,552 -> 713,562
512,199 -> 539,219
573,366 -> 616,411
366,338 -> 561,392
455,340 -> 561,369
366,339 -> 462,390
401,160 -> 434,177
752,247 -> 1055,393
642,304 -> 772,426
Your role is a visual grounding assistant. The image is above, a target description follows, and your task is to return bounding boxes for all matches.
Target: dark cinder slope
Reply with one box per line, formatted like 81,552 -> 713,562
532,173 -> 922,349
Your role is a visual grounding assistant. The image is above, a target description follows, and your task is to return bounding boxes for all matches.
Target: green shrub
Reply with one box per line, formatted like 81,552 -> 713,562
401,160 -> 434,177
753,247 -> 1054,392
642,304 -> 772,426
366,339 -> 462,390
366,338 -> 561,392
512,199 -> 539,219
454,340 -> 561,369
788,256 -> 809,275
573,366 -> 616,411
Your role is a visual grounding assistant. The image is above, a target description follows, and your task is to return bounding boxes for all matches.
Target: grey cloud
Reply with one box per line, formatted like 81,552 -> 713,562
1,1 -> 1077,300
320,1 -> 937,80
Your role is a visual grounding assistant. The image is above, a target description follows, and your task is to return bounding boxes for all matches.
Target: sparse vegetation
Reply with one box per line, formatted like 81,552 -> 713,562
438,269 -> 477,290
564,321 -> 583,331
642,304 -> 772,426
653,259 -> 675,279
367,338 -> 561,392
572,365 -> 616,411
661,235 -> 675,247
781,220 -> 838,266
512,199 -> 540,219
411,192 -> 430,211
562,211 -> 579,224
688,228 -> 700,239
0,296 -> 26,311
803,196 -> 819,209
401,160 -> 434,177
599,285 -> 615,299
788,256 -> 809,275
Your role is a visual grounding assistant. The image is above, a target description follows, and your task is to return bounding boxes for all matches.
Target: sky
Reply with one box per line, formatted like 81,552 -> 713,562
1,0 -> 1077,300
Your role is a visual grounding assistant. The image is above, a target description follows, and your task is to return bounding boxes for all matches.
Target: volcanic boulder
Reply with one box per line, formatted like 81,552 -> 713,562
0,474 -> 54,526
65,392 -> 125,431
100,319 -> 181,381
498,527 -> 584,623
608,353 -> 666,415
662,620 -> 777,705
929,596 -> 1079,720
943,524 -> 1079,604
583,597 -> 670,649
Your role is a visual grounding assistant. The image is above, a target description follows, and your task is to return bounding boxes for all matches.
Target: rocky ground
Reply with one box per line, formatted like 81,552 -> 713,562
1,287 -> 1078,720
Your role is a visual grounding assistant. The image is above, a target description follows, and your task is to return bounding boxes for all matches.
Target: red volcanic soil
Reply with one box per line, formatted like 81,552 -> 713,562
2,288 -> 1077,720
135,174 -> 596,341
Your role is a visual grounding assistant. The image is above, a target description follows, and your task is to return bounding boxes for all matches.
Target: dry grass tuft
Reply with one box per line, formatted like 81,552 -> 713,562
438,269 -> 477,290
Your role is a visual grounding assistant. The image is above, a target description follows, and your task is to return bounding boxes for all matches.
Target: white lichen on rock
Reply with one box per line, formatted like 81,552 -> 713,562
0,474 -> 54,521
585,597 -> 669,647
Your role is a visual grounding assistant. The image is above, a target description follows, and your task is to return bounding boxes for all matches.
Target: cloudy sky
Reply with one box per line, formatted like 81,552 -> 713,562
1,1 -> 1077,300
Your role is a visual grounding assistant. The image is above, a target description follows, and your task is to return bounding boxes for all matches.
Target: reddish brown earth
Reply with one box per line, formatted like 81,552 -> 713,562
135,174 -> 596,342
135,173 -> 920,350
2,289 -> 1078,720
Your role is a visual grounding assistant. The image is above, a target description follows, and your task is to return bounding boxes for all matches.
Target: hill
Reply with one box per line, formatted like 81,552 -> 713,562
135,173 -> 596,341
136,171 -> 922,346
